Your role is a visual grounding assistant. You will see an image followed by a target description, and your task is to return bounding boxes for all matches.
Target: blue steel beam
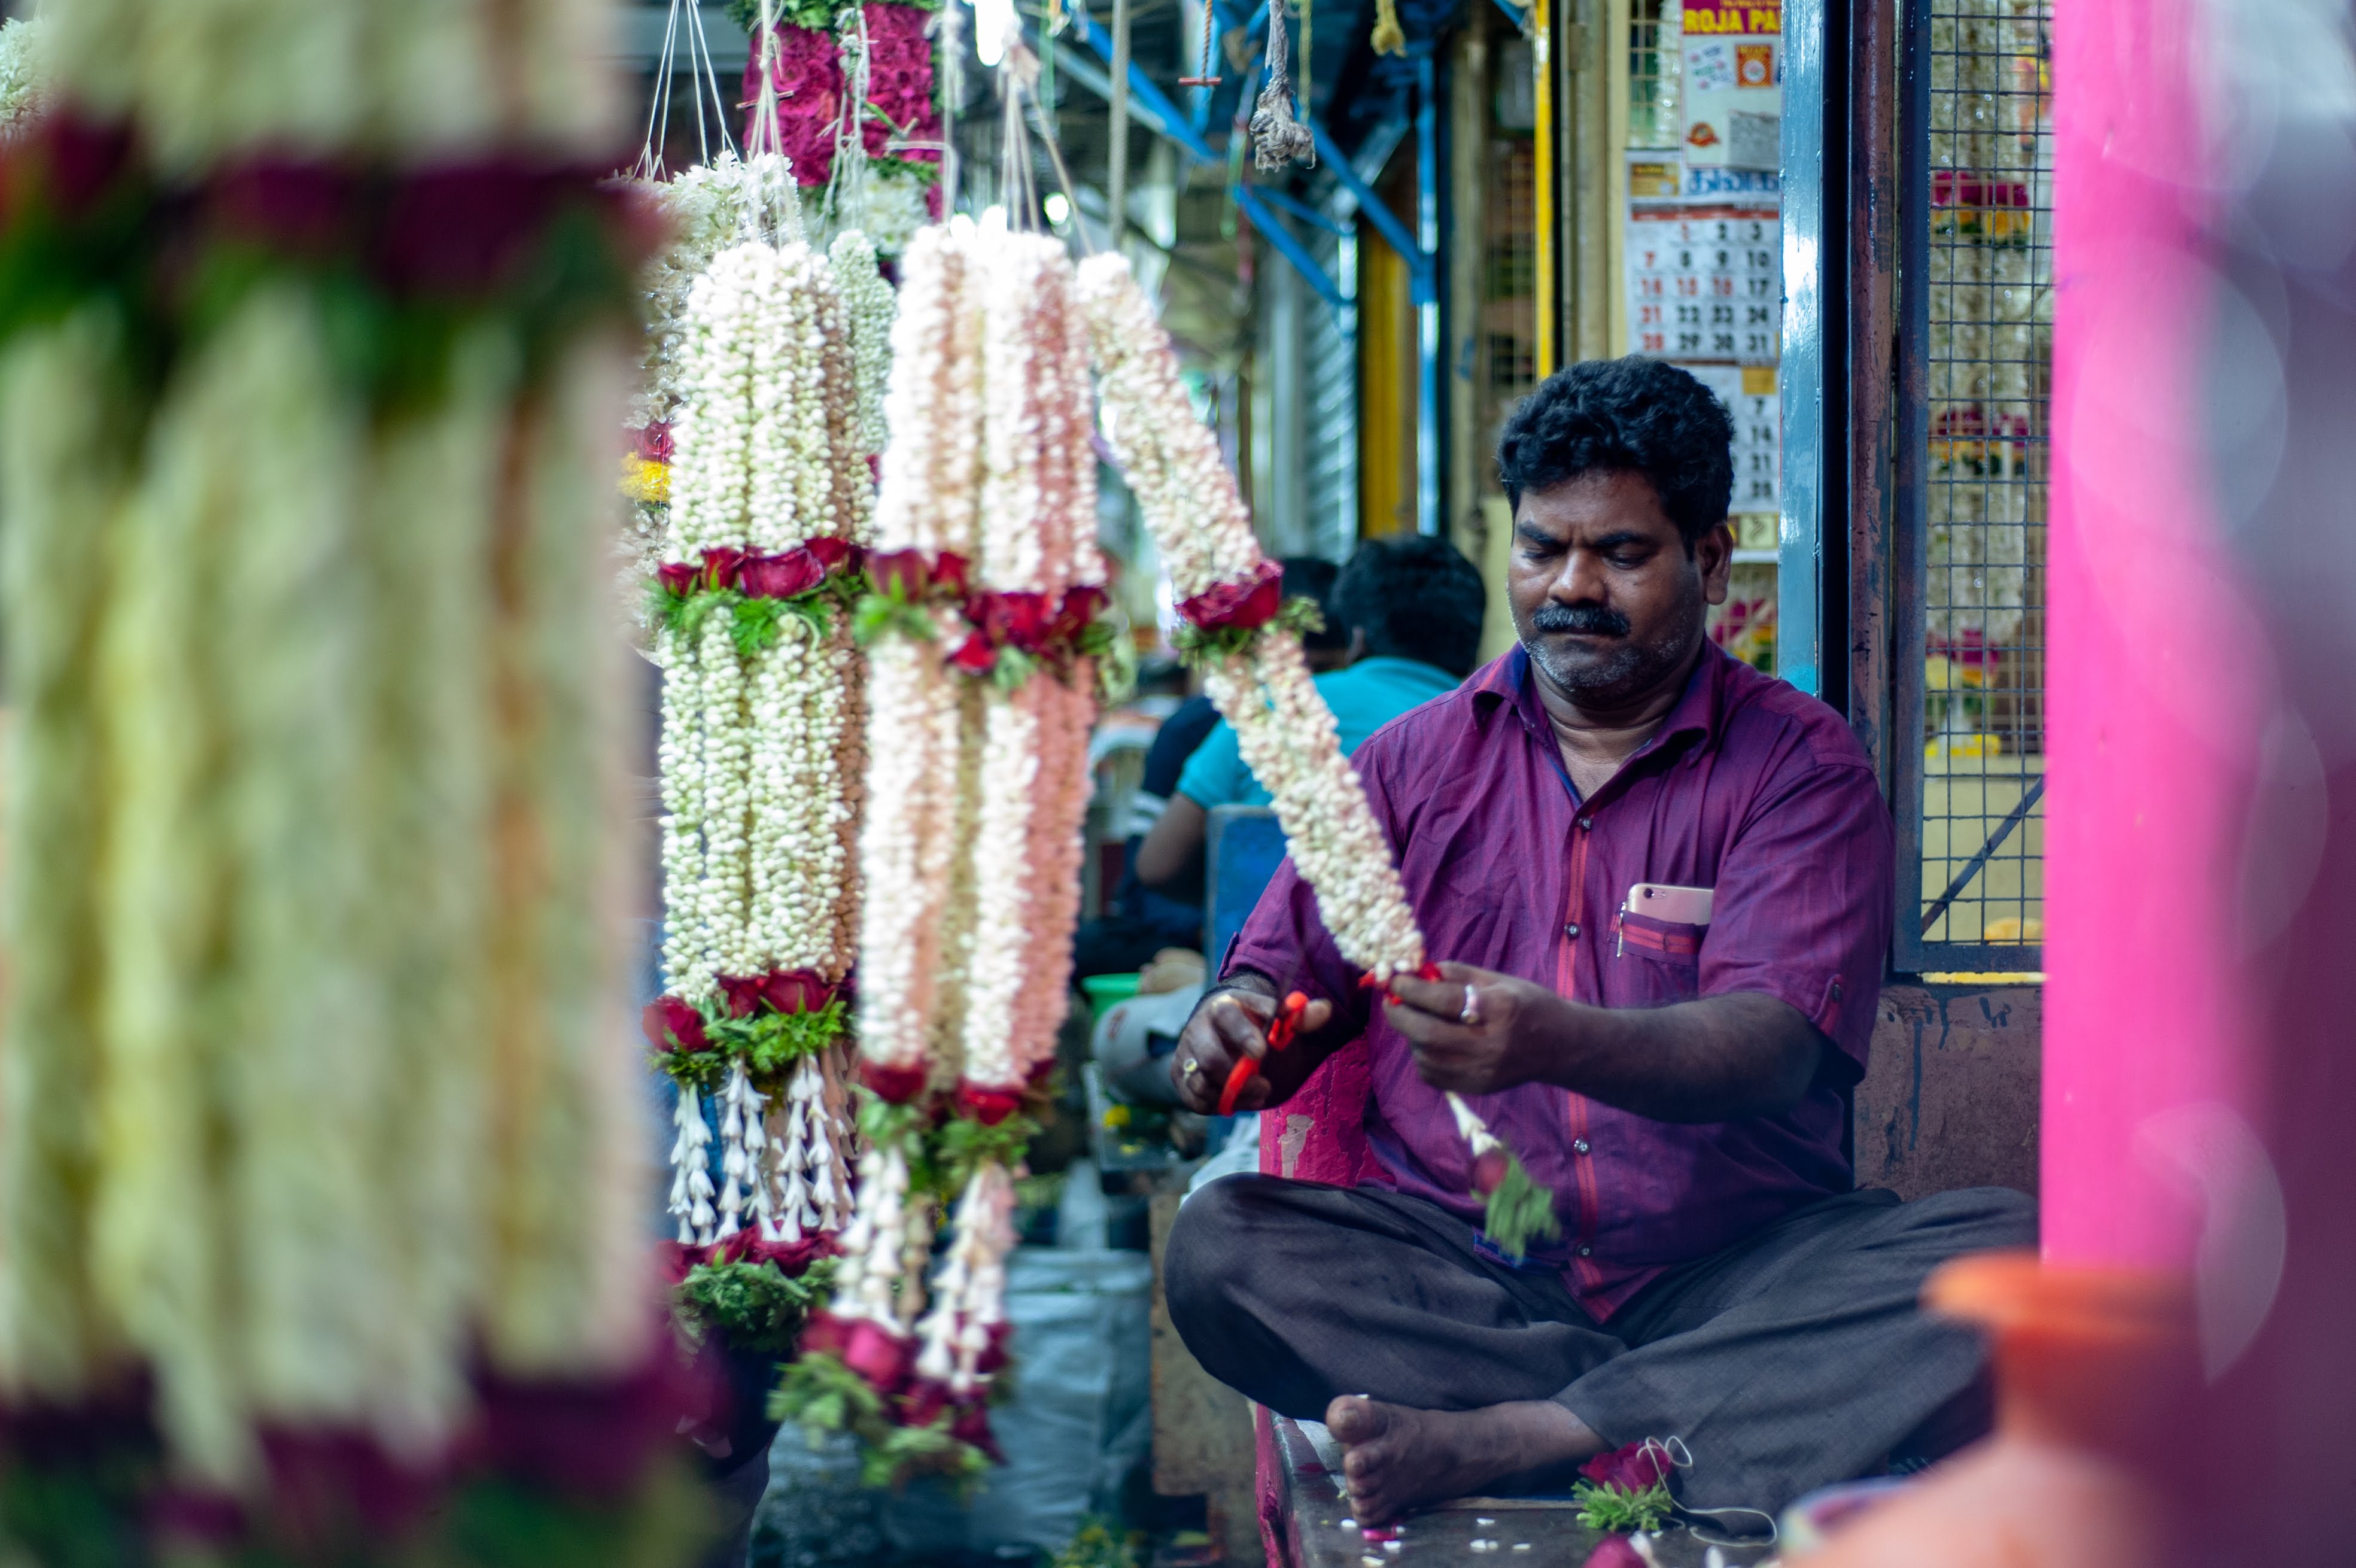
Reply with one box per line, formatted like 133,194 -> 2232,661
1241,191 -> 1348,306
1069,7 -> 1215,163
1066,8 -> 1345,308
1306,117 -> 1430,287
1252,186 -> 1353,235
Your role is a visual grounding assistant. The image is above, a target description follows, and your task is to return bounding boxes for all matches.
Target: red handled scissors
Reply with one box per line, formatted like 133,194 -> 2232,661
1218,990 -> 1310,1116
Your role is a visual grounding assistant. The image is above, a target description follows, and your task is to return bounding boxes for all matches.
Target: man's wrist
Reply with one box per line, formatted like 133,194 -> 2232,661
1213,968 -> 1280,1002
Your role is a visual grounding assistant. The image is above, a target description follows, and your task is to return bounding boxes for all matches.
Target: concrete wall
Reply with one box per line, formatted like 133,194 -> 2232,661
1854,984 -> 2041,1202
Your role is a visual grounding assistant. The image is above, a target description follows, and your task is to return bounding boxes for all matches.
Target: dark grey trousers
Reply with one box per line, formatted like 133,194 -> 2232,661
1164,1176 -> 2037,1514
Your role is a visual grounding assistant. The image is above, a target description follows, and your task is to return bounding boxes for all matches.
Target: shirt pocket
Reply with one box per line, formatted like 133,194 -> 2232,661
1611,910 -> 1707,1005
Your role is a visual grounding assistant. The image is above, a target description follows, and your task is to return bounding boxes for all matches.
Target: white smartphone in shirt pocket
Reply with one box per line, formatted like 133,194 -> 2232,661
1621,883 -> 1714,925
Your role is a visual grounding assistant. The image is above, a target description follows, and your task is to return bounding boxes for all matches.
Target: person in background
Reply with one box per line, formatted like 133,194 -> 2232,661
1072,558 -> 1348,979
1133,535 -> 1486,897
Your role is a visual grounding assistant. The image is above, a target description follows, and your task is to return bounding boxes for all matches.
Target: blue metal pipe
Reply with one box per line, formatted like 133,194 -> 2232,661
1252,186 -> 1353,235
1066,7 -> 1346,307
1238,188 -> 1348,306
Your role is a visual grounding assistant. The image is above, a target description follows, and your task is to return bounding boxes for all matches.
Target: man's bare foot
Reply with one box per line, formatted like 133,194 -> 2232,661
1325,1394 -> 1604,1524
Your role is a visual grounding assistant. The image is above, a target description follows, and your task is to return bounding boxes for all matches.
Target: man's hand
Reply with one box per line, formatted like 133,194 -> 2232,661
1382,961 -> 1570,1096
1171,983 -> 1336,1113
1387,964 -> 1829,1122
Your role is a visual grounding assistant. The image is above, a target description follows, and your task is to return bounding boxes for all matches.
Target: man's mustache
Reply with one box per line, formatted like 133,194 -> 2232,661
1530,602 -> 1632,638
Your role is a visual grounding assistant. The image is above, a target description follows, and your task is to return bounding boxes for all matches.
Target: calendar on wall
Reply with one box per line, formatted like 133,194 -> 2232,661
1626,195 -> 1782,521
1683,363 -> 1781,519
1626,208 -> 1780,364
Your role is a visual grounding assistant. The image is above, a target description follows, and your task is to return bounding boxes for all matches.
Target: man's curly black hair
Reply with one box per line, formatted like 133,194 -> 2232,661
1495,357 -> 1735,548
1331,534 -> 1486,678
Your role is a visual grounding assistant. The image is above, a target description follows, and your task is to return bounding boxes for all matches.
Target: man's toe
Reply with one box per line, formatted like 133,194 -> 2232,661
1326,1393 -> 1389,1444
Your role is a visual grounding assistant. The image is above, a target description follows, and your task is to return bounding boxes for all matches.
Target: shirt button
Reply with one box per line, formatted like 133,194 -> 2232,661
1564,922 -> 1581,940
1831,981 -> 1844,1000
1576,816 -> 1594,831
1573,1138 -> 1591,1154
1577,1245 -> 1593,1257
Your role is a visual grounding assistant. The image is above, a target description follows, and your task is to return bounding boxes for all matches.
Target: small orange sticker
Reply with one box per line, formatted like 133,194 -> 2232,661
1735,42 -> 1773,87
1686,121 -> 1720,148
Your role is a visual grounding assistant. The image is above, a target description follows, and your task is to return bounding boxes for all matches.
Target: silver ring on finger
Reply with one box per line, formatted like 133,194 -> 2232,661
1459,984 -> 1482,1027
1181,1057 -> 1200,1077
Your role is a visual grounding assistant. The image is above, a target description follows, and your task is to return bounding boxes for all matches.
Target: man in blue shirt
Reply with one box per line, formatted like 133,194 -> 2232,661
1135,534 -> 1488,891
1074,558 -> 1349,978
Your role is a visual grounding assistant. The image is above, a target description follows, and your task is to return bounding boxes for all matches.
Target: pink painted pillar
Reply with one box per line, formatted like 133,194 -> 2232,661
2042,1 -> 2263,1269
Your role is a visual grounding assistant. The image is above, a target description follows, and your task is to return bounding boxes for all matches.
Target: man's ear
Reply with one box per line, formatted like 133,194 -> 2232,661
1697,521 -> 1735,607
1347,626 -> 1369,663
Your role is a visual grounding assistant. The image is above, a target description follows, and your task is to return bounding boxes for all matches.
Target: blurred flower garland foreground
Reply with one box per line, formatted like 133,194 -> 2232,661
771,216 -> 1111,1488
0,4 -> 709,1562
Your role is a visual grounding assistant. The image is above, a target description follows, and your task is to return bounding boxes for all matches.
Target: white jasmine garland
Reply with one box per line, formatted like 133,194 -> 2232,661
1078,254 -> 1422,980
913,1159 -> 1015,1393
626,154 -> 804,584
670,1088 -> 718,1245
1075,254 -> 1260,599
854,218 -> 984,1084
829,229 -> 895,456
853,639 -> 962,1077
871,219 -> 984,558
660,233 -> 871,1004
767,1053 -> 852,1242
956,229 -> 1103,1090
715,1060 -> 768,1241
958,682 -> 1047,1090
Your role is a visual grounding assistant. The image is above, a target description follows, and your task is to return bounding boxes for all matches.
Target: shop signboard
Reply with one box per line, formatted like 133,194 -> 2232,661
1680,2 -> 1782,171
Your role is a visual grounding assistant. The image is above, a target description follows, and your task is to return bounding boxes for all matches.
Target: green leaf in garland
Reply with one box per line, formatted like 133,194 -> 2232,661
1479,1146 -> 1562,1262
1094,621 -> 1139,707
673,1257 -> 835,1359
934,1112 -> 1038,1196
770,1351 -> 991,1493
1572,1479 -> 1676,1534
852,591 -> 937,647
1171,595 -> 1328,666
989,646 -> 1038,693
709,999 -> 850,1083
651,1044 -> 730,1093
728,592 -> 786,657
771,1351 -> 885,1446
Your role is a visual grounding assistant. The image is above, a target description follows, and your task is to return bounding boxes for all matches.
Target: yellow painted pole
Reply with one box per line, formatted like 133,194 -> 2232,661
1531,0 -> 1556,378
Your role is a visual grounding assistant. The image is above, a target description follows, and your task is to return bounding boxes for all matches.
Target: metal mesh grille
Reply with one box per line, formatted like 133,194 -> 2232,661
1917,0 -> 2053,953
1481,136 -> 1539,454
1628,0 -> 1685,150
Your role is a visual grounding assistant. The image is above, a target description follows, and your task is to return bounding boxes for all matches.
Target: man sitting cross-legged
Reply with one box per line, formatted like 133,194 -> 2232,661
1162,357 -> 2034,1526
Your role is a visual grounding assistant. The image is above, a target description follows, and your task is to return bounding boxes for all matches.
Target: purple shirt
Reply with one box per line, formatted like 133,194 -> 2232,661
1226,643 -> 1895,1320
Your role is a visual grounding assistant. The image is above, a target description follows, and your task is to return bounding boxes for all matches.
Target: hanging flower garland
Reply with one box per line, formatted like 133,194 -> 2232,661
735,0 -> 944,252
623,152 -> 802,585
1076,253 -> 1560,1259
776,219 -> 1114,1487
645,233 -> 880,1268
